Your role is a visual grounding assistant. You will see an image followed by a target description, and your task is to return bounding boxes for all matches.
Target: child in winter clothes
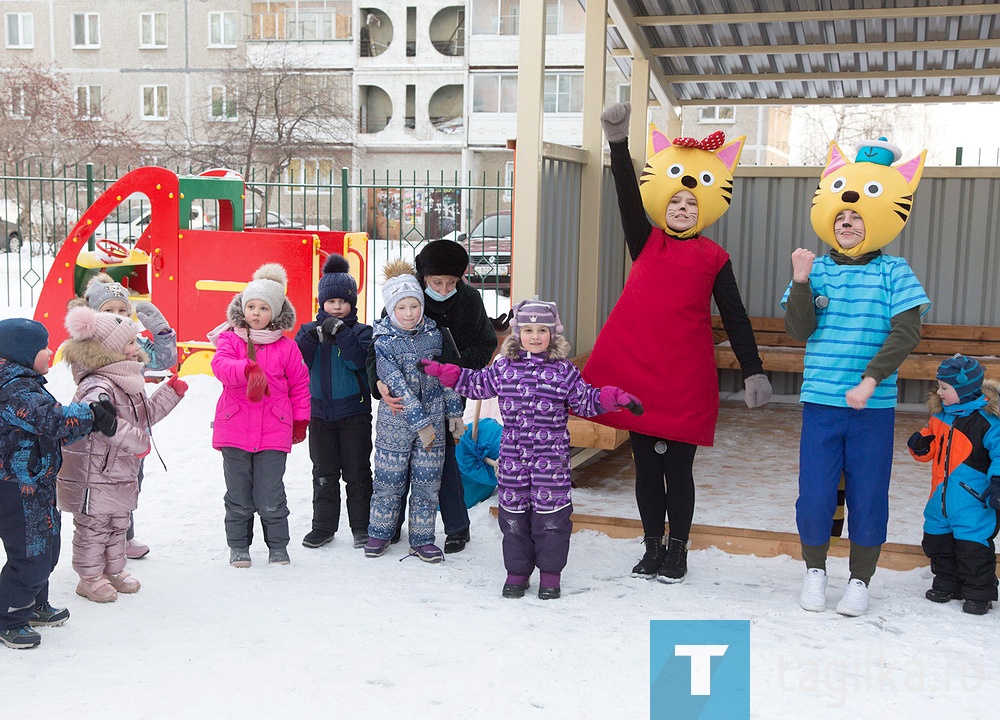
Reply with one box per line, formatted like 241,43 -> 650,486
58,307 -> 184,603
295,254 -> 374,550
0,319 -> 117,648
76,273 -> 179,559
420,300 -> 643,599
907,355 -> 1000,615
366,259 -> 464,563
210,264 -> 310,568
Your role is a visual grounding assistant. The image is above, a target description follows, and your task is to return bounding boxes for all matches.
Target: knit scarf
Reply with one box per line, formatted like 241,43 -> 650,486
942,395 -> 988,418
75,359 -> 146,395
207,321 -> 283,350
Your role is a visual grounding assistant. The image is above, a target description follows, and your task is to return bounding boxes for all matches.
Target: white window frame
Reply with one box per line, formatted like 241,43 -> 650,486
140,12 -> 168,48
141,85 -> 169,120
699,105 -> 736,124
5,13 -> 33,49
471,73 -> 518,114
209,85 -> 237,121
283,158 -> 321,193
617,83 -> 630,105
543,72 -> 583,114
9,85 -> 27,118
71,12 -> 100,48
76,85 -> 102,119
208,11 -> 238,48
502,160 -> 514,202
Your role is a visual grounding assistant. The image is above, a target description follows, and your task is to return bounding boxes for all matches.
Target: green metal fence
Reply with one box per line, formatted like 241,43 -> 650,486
0,163 -> 514,319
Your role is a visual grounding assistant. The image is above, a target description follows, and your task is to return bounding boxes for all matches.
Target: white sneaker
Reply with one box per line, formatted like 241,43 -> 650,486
799,567 -> 828,612
836,578 -> 870,616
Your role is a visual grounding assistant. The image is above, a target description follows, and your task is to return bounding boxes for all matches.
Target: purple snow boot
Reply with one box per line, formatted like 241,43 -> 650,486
502,574 -> 531,599
538,571 -> 561,600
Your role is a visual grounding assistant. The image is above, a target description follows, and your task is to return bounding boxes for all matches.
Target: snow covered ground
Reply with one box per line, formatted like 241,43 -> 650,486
1,306 -> 997,718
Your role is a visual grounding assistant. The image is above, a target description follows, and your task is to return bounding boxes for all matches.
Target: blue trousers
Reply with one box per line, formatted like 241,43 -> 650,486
0,481 -> 60,630
796,403 -> 894,547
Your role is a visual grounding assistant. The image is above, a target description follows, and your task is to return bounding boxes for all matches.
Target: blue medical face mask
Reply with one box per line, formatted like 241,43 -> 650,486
425,286 -> 457,302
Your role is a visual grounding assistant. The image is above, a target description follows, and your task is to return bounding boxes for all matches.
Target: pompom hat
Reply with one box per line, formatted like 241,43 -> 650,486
510,299 -> 563,336
242,263 -> 288,316
416,240 -> 469,279
937,354 -> 985,402
65,305 -> 139,354
381,259 -> 424,325
317,254 -> 358,308
84,273 -> 133,313
0,318 -> 49,369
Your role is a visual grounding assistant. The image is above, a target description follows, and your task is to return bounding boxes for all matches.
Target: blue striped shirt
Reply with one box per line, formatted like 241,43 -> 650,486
781,254 -> 930,409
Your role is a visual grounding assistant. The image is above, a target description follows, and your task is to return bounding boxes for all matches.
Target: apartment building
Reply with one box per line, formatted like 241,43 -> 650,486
1,0 -> 788,226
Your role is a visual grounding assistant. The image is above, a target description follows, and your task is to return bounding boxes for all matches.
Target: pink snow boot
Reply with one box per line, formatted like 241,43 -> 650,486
76,575 -> 118,603
108,571 -> 141,594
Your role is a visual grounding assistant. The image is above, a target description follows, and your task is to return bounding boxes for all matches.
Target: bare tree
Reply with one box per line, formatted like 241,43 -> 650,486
0,62 -> 144,166
793,105 -> 899,165
167,47 -> 354,212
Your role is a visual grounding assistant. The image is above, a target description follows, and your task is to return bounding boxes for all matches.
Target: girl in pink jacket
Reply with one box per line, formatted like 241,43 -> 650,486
58,307 -> 184,603
209,264 -> 310,569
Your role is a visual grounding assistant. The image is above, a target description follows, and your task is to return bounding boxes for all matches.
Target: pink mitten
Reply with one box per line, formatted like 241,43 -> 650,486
599,386 -> 644,415
246,361 -> 269,402
418,358 -> 461,388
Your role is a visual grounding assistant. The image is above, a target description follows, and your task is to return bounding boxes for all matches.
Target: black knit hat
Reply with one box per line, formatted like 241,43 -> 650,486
415,240 -> 469,279
317,254 -> 358,308
0,318 -> 49,369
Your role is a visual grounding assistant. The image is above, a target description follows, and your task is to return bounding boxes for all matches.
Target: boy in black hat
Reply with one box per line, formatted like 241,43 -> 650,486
908,354 -> 1000,615
0,318 -> 117,649
295,254 -> 374,549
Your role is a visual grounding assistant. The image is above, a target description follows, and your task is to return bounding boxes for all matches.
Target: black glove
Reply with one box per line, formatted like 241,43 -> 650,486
907,431 -> 933,456
987,477 -> 1000,512
89,398 -> 118,437
316,317 -> 347,343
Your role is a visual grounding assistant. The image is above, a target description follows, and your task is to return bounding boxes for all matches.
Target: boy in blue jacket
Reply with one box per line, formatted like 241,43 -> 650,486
295,254 -> 374,549
0,318 -> 117,649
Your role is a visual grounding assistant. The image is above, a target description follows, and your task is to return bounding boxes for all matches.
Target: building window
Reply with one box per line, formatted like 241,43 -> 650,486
141,85 -> 169,120
208,11 -> 237,47
5,13 -> 33,48
72,13 -> 100,48
471,0 -> 519,36
699,106 -> 735,123
503,160 -> 514,202
248,1 -> 352,42
8,85 -> 27,118
471,74 -> 518,113
210,86 -> 237,120
76,85 -> 102,118
140,12 -> 167,48
617,84 -> 630,104
543,72 -> 583,113
545,0 -> 585,35
283,158 -> 334,193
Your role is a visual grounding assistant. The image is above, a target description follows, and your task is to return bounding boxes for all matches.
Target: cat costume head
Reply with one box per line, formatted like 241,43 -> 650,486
811,137 -> 927,256
639,127 -> 746,239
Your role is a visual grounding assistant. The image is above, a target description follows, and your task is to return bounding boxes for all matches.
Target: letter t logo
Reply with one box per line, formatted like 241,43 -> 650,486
674,644 -> 729,695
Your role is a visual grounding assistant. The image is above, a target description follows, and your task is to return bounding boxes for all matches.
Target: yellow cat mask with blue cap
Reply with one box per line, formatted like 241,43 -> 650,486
811,138 -> 927,256
639,126 -> 746,239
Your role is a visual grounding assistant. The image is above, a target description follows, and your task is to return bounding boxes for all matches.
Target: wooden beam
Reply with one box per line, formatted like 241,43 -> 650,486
607,0 -> 681,112
633,4 -> 1000,27
487,508 -> 957,572
643,38 -> 1000,57
663,67 -> 1000,84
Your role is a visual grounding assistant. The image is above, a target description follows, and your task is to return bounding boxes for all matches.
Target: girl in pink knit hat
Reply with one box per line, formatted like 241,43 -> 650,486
58,306 -> 185,603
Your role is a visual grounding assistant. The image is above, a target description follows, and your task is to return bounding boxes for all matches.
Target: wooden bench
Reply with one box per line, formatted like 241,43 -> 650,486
713,315 -> 1000,380
567,352 -> 630,461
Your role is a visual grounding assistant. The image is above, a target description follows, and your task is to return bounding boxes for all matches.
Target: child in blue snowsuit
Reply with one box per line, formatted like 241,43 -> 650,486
295,254 -> 374,550
907,355 -> 1000,615
365,260 -> 463,563
0,319 -> 117,649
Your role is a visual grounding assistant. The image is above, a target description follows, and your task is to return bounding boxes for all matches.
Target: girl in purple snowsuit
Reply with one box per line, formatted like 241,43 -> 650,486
420,300 -> 642,599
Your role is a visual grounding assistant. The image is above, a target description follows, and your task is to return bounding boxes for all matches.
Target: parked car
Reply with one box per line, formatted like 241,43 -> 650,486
445,211 -> 512,296
245,210 -> 303,229
1,198 -> 73,253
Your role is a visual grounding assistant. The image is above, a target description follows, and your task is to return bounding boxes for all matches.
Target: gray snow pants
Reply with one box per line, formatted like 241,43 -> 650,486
221,448 -> 290,550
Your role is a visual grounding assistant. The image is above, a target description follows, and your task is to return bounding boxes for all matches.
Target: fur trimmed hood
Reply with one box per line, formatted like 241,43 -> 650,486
927,377 -> 1000,416
61,335 -> 148,374
226,292 -> 297,332
500,332 -> 572,361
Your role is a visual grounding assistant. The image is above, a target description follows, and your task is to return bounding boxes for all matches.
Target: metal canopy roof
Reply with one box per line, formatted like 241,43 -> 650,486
606,0 -> 1000,111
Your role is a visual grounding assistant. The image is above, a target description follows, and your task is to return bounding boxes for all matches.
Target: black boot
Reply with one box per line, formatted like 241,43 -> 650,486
657,537 -> 688,584
962,599 -> 992,615
925,587 -> 963,603
631,536 -> 666,578
444,527 -> 470,554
